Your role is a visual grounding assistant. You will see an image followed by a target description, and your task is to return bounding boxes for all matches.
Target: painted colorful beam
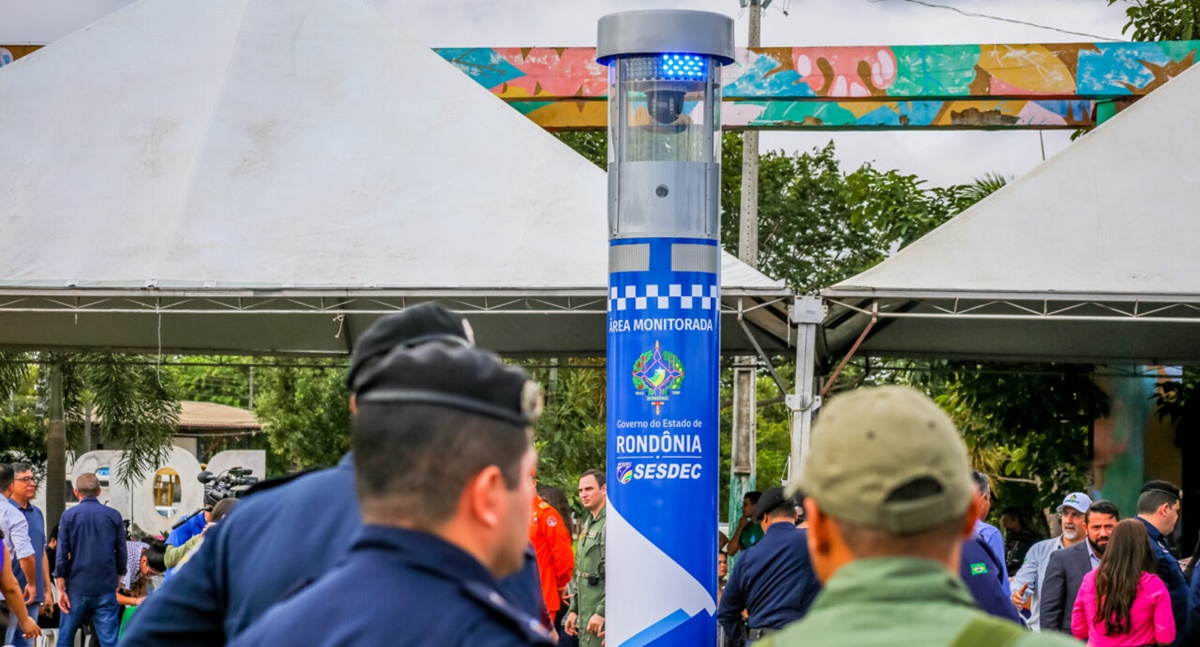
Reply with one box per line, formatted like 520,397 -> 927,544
506,97 -> 1100,130
438,42 -> 1198,130
4,41 -> 1197,130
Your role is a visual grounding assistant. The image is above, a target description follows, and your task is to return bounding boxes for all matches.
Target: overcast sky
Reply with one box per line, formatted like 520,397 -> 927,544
2,0 -> 1132,185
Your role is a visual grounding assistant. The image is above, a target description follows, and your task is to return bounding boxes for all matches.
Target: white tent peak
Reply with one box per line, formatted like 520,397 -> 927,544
0,0 -> 789,356
821,61 -> 1200,364
831,60 -> 1200,301
0,0 -> 781,291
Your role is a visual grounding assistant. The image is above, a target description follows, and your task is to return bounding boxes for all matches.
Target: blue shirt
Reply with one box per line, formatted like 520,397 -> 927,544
55,497 -> 126,597
717,522 -> 821,634
974,519 -> 1010,596
1136,517 -> 1188,647
227,525 -> 553,647
1010,535 -> 1067,631
165,510 -> 206,547
7,497 -> 46,602
123,454 -> 546,646
960,531 -> 1023,624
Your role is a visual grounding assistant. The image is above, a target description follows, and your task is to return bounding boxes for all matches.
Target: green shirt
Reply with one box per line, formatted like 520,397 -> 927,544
757,557 -> 1080,647
742,521 -> 765,550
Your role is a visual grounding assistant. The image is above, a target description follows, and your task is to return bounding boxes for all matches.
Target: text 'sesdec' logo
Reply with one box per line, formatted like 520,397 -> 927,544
617,462 -> 633,484
631,341 -> 684,415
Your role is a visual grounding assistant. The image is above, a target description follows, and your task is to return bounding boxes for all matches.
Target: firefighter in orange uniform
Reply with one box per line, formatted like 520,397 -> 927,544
529,470 -> 575,627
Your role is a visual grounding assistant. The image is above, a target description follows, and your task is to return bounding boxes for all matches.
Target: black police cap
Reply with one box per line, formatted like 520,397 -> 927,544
355,343 -> 543,427
1140,480 -> 1182,500
753,486 -> 797,520
345,303 -> 474,391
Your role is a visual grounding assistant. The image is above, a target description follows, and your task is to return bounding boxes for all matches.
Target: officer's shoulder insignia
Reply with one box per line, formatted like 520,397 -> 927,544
546,516 -> 557,527
538,501 -> 550,510
461,582 -> 554,645
969,562 -> 988,576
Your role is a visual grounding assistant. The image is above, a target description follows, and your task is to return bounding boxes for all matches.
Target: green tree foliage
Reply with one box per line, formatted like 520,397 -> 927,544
68,356 -> 181,482
252,359 -> 351,472
164,357 -> 288,474
527,359 -> 607,509
1154,368 -> 1197,445
717,370 -> 794,518
554,132 -> 607,169
1109,0 -> 1200,40
721,135 -> 972,293
937,363 -> 1108,510
0,353 -> 180,484
164,357 -> 252,408
0,354 -> 44,467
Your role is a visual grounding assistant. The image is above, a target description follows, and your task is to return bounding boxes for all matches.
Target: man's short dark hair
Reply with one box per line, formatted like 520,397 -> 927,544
75,473 -> 101,497
0,464 -> 12,492
10,463 -> 30,477
744,491 -> 762,505
581,469 -> 605,488
765,502 -> 796,520
1137,480 -> 1182,515
353,404 -> 529,529
1086,500 -> 1120,523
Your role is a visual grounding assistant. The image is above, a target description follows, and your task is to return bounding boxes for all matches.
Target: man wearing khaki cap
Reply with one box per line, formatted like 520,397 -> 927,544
756,386 -> 1078,647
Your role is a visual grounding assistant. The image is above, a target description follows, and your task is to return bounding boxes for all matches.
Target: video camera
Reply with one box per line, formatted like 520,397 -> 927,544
196,467 -> 259,506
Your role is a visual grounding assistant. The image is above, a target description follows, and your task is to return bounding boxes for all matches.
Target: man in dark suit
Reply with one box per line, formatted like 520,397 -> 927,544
718,487 -> 821,643
1039,500 -> 1118,633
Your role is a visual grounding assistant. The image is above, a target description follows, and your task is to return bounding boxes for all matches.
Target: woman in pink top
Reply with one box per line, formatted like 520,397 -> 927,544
1072,519 -> 1175,646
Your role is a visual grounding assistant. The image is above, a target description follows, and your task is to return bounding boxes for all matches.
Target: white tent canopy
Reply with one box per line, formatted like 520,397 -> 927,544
820,61 -> 1200,365
0,0 -> 792,356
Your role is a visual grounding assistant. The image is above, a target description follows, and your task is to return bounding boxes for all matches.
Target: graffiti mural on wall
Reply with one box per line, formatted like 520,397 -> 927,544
436,42 -> 1200,130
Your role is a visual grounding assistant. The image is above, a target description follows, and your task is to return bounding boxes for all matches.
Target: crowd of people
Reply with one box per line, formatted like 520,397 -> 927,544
0,303 -> 1197,646
0,460 -> 239,647
715,386 -> 1200,647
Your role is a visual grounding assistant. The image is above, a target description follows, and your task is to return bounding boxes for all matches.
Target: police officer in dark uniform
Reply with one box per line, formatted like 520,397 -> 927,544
717,486 -> 821,644
123,304 -> 543,645
228,341 -> 553,646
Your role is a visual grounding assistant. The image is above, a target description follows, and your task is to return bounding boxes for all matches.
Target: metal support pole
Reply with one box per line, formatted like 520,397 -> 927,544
788,297 -> 823,480
46,363 -> 66,530
729,356 -> 757,521
729,0 -> 762,527
738,1 -> 760,267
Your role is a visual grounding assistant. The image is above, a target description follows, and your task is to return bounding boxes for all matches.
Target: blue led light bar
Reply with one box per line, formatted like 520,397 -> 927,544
624,53 -> 710,81
660,53 -> 708,80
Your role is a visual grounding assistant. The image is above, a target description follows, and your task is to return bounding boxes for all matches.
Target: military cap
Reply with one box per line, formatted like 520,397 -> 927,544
345,303 -> 474,391
355,343 -> 542,427
788,385 -> 973,535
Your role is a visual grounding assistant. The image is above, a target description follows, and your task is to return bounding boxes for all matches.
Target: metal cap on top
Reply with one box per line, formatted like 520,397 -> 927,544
597,10 -> 735,65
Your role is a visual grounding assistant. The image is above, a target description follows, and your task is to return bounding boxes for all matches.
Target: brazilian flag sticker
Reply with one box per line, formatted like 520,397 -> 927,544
970,563 -> 988,575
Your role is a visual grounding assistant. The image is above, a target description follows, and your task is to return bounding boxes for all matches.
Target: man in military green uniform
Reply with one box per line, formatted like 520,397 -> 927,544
758,386 -> 1079,647
565,469 -> 606,647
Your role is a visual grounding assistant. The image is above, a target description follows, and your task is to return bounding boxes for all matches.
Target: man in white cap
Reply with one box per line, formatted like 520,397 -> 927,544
1009,491 -> 1092,631
755,386 -> 1078,647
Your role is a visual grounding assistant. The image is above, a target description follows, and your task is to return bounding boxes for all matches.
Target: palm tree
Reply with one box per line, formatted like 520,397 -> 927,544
961,172 -> 1010,206
0,352 -> 179,527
